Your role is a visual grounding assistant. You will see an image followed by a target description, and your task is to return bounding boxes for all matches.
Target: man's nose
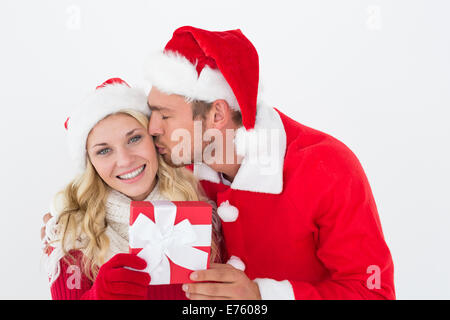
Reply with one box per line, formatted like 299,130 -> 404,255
148,114 -> 164,136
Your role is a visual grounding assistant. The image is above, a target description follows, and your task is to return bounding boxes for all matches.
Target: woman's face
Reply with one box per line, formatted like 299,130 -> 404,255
86,113 -> 158,200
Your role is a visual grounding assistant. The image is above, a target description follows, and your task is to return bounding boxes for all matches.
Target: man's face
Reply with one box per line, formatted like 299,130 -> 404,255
147,87 -> 199,167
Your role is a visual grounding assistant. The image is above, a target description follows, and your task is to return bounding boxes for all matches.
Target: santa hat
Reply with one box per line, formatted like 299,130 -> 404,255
144,26 -> 260,131
65,78 -> 150,173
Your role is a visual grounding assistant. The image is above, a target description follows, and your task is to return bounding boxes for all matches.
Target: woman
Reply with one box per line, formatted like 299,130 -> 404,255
45,78 -> 222,300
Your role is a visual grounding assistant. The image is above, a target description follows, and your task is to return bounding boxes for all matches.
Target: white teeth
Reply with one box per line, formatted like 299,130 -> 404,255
118,165 -> 145,180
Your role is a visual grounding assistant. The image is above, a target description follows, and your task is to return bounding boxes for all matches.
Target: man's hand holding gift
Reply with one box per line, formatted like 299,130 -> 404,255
182,262 -> 261,300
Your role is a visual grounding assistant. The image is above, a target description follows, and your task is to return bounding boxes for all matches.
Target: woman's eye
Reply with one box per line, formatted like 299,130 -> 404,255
129,135 -> 142,143
162,115 -> 169,120
97,148 -> 110,155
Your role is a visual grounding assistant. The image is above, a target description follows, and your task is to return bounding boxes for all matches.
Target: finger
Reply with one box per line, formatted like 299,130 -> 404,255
184,282 -> 235,298
43,213 -> 52,224
209,263 -> 234,269
191,265 -> 238,283
109,268 -> 150,285
40,226 -> 46,241
186,292 -> 230,300
108,253 -> 147,270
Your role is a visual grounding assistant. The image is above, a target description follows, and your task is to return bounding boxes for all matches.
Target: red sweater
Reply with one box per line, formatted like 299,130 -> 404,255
50,250 -> 187,300
196,109 -> 395,299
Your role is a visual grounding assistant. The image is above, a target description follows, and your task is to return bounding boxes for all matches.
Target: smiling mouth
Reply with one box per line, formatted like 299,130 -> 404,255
117,165 -> 146,180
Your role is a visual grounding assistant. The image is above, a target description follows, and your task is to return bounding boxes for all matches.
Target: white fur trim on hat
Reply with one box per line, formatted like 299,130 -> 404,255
217,200 -> 239,222
66,83 -> 150,173
144,50 -> 240,110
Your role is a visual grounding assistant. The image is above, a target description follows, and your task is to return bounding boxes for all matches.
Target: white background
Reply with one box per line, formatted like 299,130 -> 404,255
0,0 -> 449,299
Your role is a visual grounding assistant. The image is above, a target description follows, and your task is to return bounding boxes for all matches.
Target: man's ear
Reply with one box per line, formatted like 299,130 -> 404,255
209,99 -> 231,129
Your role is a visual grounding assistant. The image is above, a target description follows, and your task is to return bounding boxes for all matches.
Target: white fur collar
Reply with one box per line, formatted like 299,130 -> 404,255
194,104 -> 286,194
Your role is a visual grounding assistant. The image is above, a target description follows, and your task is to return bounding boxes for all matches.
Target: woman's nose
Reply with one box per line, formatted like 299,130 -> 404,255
115,147 -> 134,167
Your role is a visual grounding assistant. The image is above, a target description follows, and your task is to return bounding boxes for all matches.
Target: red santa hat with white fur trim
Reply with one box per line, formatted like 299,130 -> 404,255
65,78 -> 150,173
144,26 -> 260,131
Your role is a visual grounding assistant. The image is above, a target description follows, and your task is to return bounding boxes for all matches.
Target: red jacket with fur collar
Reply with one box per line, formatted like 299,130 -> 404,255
196,107 -> 395,300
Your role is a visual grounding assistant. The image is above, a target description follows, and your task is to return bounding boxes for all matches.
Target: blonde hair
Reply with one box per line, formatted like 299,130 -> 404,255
55,109 -> 223,281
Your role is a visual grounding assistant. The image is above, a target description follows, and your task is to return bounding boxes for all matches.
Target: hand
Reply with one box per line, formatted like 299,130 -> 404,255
41,213 -> 52,240
41,213 -> 53,254
90,253 -> 150,300
182,263 -> 261,300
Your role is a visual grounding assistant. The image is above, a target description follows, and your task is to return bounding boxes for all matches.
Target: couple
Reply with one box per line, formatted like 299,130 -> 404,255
42,26 -> 396,300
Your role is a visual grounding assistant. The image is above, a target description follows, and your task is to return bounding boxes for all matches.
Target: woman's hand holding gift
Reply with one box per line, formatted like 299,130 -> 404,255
87,253 -> 150,300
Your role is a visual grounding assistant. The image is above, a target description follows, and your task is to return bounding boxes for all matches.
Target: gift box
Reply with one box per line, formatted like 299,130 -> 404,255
129,200 -> 212,285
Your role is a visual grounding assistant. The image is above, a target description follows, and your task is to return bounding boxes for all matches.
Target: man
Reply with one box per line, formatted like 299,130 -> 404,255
142,26 -> 395,300
43,26 -> 395,300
